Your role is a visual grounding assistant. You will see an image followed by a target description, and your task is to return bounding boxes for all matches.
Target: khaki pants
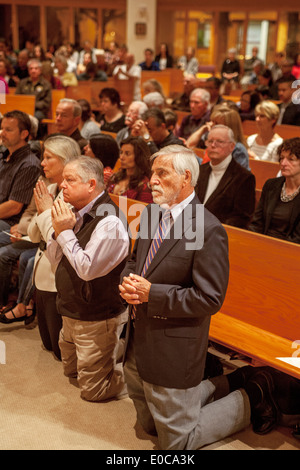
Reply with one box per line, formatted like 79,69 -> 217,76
59,311 -> 128,402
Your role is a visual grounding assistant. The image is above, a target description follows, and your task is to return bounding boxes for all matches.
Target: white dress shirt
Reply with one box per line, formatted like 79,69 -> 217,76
46,192 -> 129,281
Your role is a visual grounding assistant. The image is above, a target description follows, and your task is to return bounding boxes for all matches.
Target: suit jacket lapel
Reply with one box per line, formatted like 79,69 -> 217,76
141,197 -> 197,279
204,158 -> 237,206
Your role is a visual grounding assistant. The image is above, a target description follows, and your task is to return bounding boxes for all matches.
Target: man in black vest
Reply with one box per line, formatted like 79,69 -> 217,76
47,156 -> 129,402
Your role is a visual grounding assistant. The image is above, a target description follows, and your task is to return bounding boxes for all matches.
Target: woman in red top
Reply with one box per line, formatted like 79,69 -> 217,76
107,136 -> 153,203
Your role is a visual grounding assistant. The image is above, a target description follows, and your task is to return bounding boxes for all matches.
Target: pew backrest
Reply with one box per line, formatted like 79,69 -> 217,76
0,94 -> 36,116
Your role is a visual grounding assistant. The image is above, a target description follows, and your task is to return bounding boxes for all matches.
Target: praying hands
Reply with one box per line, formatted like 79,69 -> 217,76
51,198 -> 76,239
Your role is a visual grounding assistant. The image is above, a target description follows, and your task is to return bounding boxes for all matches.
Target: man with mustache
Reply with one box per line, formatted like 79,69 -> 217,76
119,144 -> 279,449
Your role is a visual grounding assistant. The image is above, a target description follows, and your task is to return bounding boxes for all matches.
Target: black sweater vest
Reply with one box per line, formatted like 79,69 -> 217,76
55,192 -> 128,321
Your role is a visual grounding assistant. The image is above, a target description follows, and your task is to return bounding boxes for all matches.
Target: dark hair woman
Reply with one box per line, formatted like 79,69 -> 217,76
97,87 -> 126,133
107,136 -> 153,203
249,137 -> 300,244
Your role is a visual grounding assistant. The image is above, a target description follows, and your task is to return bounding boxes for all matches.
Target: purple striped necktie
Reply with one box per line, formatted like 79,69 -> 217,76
131,210 -> 172,319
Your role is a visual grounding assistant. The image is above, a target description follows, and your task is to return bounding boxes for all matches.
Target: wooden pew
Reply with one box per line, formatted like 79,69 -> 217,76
249,158 -> 279,190
0,94 -> 36,116
108,194 -> 147,250
174,110 -> 190,127
66,78 -> 134,111
141,69 -> 184,98
242,120 -> 300,140
41,89 -> 66,133
209,225 -> 300,380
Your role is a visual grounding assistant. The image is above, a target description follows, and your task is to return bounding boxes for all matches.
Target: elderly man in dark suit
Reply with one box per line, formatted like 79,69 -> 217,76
119,145 -> 278,449
196,124 -> 256,228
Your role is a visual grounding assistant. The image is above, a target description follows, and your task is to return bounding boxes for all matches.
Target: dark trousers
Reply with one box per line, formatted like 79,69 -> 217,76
36,289 -> 62,360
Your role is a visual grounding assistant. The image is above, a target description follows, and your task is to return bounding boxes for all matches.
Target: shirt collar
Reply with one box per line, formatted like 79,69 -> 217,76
73,190 -> 105,221
169,191 -> 195,222
209,154 -> 232,172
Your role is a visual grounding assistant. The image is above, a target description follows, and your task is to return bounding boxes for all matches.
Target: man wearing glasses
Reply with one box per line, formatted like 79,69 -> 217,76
196,124 -> 256,228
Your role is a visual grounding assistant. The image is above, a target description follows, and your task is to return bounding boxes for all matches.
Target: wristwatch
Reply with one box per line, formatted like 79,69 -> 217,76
143,132 -> 150,141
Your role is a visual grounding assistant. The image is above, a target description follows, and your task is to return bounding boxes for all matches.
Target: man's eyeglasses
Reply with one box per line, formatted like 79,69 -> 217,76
205,139 -> 231,147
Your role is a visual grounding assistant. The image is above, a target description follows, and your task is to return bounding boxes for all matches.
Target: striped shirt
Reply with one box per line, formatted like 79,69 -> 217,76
0,143 -> 41,224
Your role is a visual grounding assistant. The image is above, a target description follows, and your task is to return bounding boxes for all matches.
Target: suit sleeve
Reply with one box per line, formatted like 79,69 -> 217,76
224,172 -> 256,228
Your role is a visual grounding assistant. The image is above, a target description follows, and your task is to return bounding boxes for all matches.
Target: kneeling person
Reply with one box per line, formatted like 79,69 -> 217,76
47,156 -> 129,401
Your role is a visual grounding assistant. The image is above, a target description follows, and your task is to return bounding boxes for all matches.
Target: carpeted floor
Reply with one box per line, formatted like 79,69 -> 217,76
0,321 -> 299,451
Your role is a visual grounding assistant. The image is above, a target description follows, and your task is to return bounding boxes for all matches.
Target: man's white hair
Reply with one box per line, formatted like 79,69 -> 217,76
151,144 -> 200,186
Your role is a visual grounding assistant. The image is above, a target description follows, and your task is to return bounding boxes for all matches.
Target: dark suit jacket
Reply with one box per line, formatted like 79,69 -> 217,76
121,195 -> 229,389
196,158 -> 256,228
249,176 -> 300,244
280,102 -> 300,126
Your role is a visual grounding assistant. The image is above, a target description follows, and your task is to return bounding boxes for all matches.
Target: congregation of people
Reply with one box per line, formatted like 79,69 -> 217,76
1,35 -> 300,450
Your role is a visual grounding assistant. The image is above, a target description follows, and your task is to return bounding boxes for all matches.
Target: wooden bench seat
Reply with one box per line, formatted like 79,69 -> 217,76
210,225 -> 300,380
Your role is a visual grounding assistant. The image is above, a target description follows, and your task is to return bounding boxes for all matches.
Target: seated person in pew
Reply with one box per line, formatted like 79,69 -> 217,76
53,54 -> 78,87
139,48 -> 160,71
176,88 -> 211,141
142,79 -> 167,107
187,104 -> 250,170
96,87 -> 126,133
247,100 -> 283,162
196,125 -> 256,229
163,109 -> 178,133
204,76 -> 225,111
15,58 -> 52,138
84,133 -> 120,184
238,90 -> 262,122
116,100 -> 148,146
0,110 -> 41,252
53,98 -> 88,152
143,91 -> 165,110
113,53 -> 141,101
77,61 -> 107,82
249,137 -> 300,244
77,99 -> 101,140
0,177 -> 44,317
276,75 -> 300,126
177,46 -> 199,75
155,42 -> 173,70
131,107 -> 185,155
107,136 -> 153,203
170,73 -> 197,112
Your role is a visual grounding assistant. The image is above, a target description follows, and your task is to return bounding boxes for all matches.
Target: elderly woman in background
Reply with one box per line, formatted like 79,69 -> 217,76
249,138 -> 300,244
107,136 -> 153,203
247,101 -> 283,161
54,54 -> 78,87
27,135 -> 81,360
84,133 -> 119,184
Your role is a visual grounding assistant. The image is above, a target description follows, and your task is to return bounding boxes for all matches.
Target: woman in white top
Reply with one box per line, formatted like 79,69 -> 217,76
247,101 -> 283,162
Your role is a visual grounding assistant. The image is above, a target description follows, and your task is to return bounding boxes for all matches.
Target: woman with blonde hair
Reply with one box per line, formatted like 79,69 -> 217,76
247,101 -> 283,161
187,103 -> 250,169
